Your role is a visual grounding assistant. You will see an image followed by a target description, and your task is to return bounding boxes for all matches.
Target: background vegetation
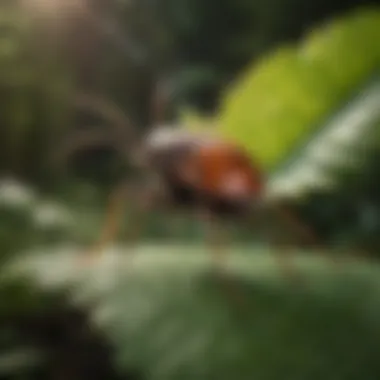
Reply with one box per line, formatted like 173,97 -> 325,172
0,0 -> 379,379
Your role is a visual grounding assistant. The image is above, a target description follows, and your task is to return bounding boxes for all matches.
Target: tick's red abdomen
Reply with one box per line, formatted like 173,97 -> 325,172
178,142 -> 264,202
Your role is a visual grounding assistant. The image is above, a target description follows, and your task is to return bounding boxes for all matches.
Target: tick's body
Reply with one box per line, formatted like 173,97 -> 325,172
143,127 -> 264,218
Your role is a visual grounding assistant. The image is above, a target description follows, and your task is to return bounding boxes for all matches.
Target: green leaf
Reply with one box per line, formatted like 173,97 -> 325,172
218,7 -> 380,171
8,246 -> 380,380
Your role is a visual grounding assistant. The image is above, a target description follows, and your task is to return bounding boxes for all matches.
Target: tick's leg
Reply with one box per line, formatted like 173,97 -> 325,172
270,232 -> 304,283
201,212 -> 227,271
270,203 -> 320,247
199,211 -> 246,308
247,208 -> 300,282
81,181 -> 160,265
271,202 -> 340,267
263,201 -> 339,282
80,182 -> 130,265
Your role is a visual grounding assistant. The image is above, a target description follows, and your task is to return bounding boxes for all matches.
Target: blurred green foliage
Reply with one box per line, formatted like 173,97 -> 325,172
218,7 -> 380,170
0,1 -> 378,185
158,0 -> 380,112
0,2 -> 74,184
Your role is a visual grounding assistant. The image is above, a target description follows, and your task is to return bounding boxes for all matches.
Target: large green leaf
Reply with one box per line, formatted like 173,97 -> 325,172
218,7 -> 380,171
7,245 -> 380,380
